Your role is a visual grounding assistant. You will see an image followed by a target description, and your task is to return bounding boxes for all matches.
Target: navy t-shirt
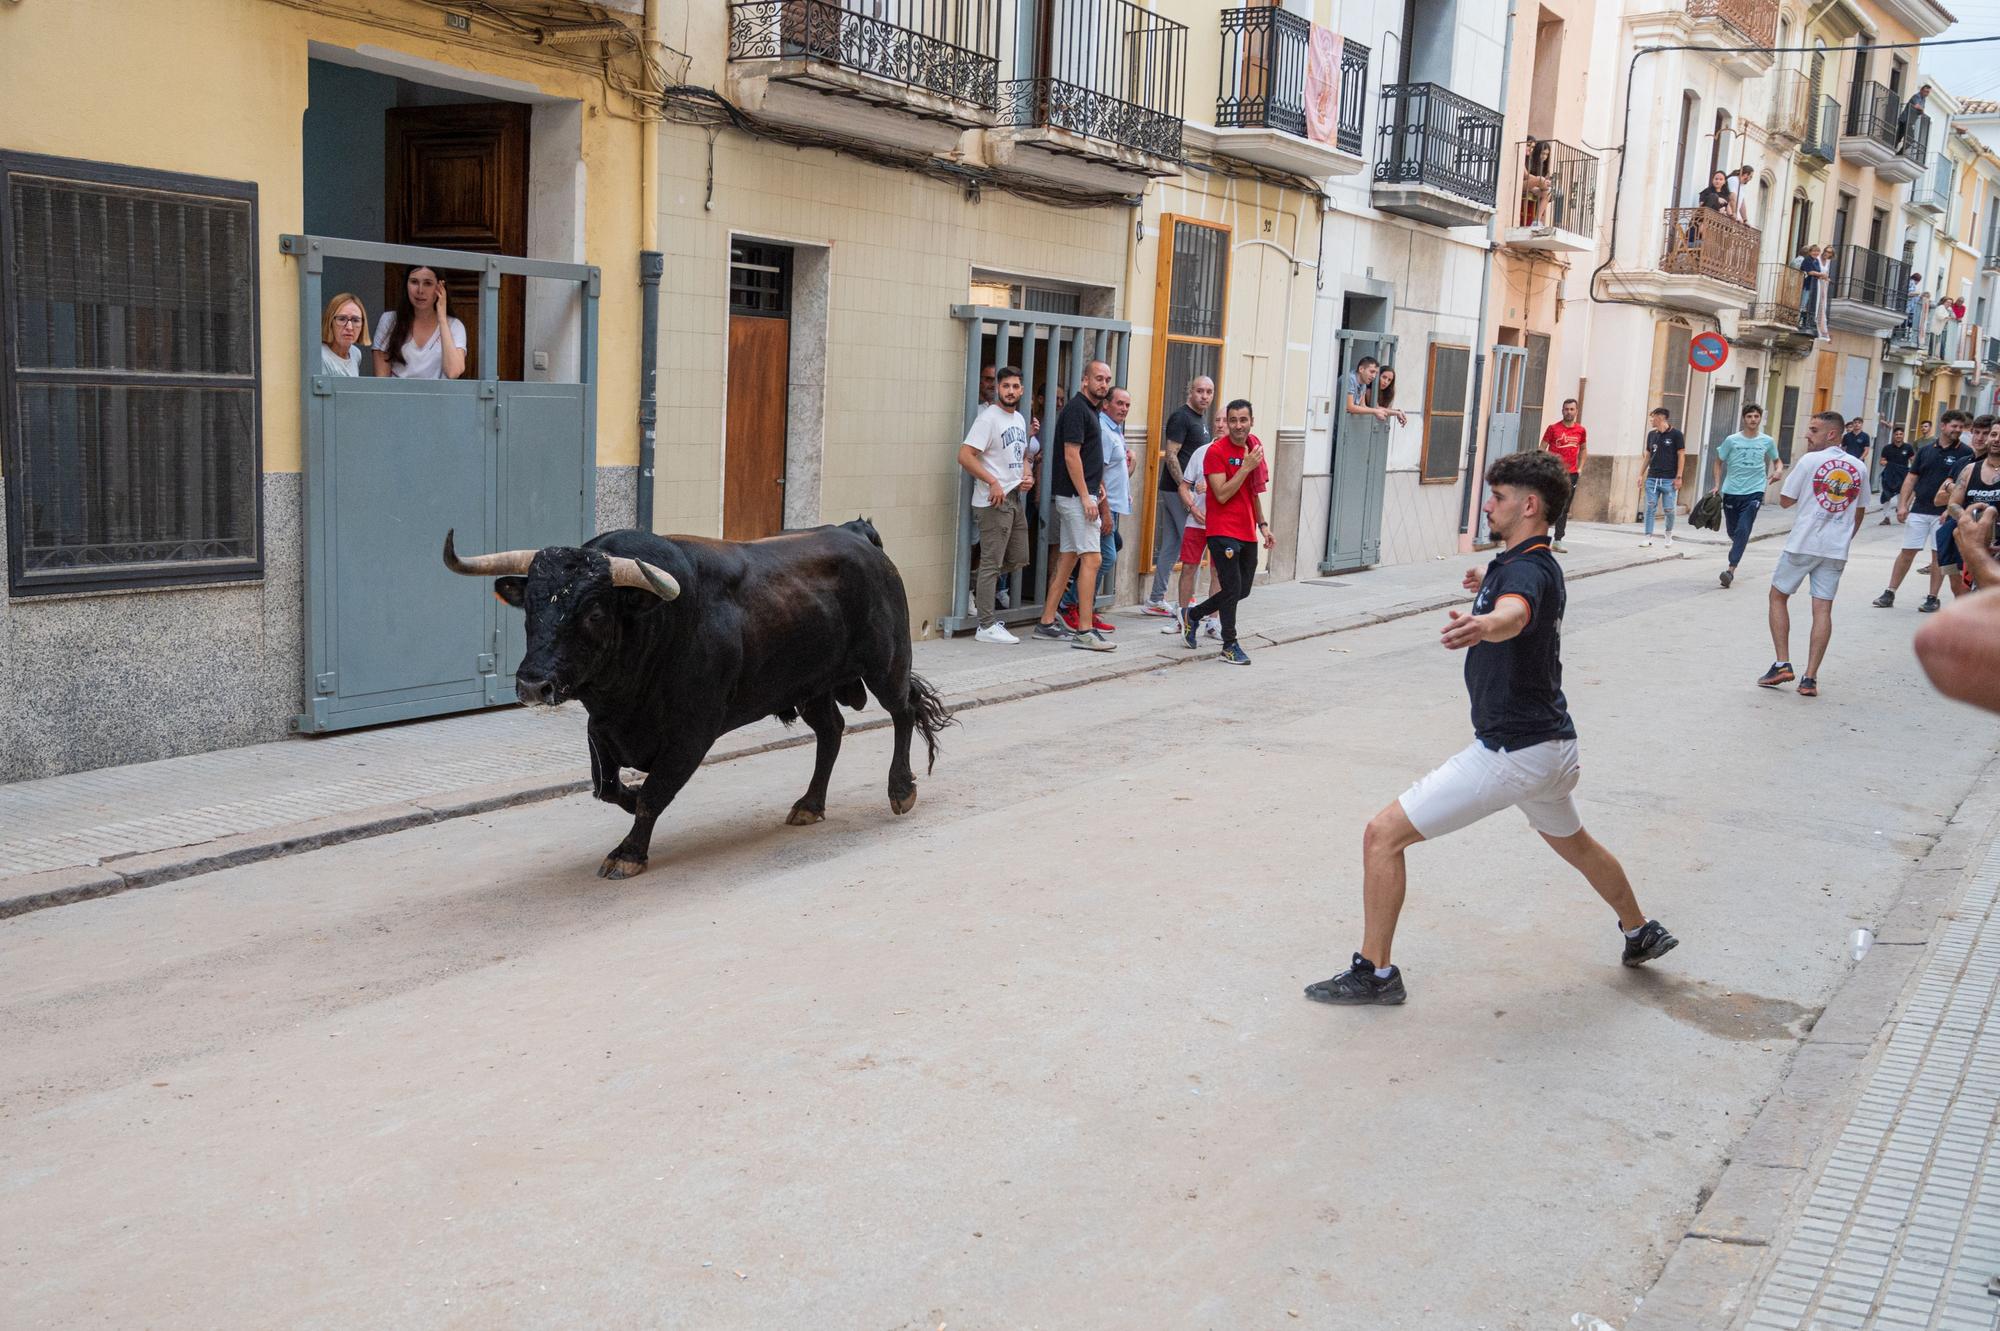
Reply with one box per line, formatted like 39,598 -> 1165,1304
1052,392 -> 1105,498
1910,440 -> 1975,515
1466,536 -> 1577,751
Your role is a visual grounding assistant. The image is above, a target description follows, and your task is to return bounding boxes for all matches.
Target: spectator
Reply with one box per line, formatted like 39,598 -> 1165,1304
978,364 -> 997,406
1521,138 -> 1553,227
1841,418 -> 1870,461
1938,417 -> 2000,599
958,365 -> 1034,644
1712,404 -> 1781,588
1145,375 -> 1214,616
1033,361 -> 1115,651
1914,502 -> 2000,712
1897,84 -> 1931,150
1344,356 -> 1392,423
1873,410 -> 1975,612
1058,386 -> 1135,632
1539,398 -> 1588,553
1901,273 -> 1924,337
321,294 -> 369,377
373,265 -> 466,380
1169,435 -> 1218,640
1641,406 -> 1684,548
1727,166 -> 1755,223
1374,367 -> 1409,427
1878,425 -> 1913,524
1179,399 -> 1272,666
1758,411 -> 1868,698
1698,170 -> 1731,213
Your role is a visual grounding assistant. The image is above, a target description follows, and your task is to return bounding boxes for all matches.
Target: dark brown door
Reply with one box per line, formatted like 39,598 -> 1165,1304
725,315 -> 790,540
385,103 -> 529,381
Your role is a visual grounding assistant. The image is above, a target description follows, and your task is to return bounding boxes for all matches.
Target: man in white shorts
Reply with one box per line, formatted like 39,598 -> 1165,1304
1305,450 -> 1677,1006
1758,410 -> 1867,697
1873,411 -> 1975,613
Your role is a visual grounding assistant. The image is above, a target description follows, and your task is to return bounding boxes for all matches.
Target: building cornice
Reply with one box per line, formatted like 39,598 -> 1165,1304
1869,0 -> 1955,38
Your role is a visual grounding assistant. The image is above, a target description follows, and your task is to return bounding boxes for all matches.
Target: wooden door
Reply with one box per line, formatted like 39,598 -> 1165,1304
385,103 -> 529,381
725,315 -> 790,540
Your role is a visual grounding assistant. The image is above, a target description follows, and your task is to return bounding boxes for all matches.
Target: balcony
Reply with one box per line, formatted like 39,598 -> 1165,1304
1684,0 -> 1777,75
1800,94 -> 1839,170
1631,206 -> 1757,314
1740,262 -> 1813,349
1840,82 -> 1927,182
1983,233 -> 2000,271
1888,319 -> 1927,357
1985,336 -> 1999,370
726,0 -> 1002,153
1501,139 -> 1598,252
1768,69 -> 1812,147
987,0 -> 1186,190
1826,243 -> 1909,337
1908,158 -> 1953,218
1370,82 -> 1502,227
1204,8 -> 1367,179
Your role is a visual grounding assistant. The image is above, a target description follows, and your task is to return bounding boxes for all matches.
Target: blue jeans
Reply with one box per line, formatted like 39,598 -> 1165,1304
1723,492 -> 1762,567
1643,477 -> 1678,535
1059,527 -> 1120,610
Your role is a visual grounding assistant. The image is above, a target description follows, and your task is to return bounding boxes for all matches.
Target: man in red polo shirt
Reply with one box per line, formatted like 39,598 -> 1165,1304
1179,398 -> 1274,664
1540,398 -> 1587,553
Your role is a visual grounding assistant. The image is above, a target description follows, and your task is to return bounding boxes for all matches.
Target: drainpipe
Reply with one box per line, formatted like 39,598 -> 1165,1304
637,0 -> 664,532
1456,0 -> 1521,542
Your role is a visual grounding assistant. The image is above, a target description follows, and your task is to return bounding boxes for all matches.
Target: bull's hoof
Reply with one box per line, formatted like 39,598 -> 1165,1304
890,788 -> 918,816
597,853 -> 648,880
785,804 -> 825,826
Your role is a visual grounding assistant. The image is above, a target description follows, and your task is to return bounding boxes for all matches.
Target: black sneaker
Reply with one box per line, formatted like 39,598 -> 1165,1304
1304,953 -> 1407,1005
1719,568 -> 1734,589
1621,920 -> 1679,967
1920,595 -> 1942,613
1182,616 -> 1199,650
1872,589 -> 1895,608
1031,621 -> 1072,641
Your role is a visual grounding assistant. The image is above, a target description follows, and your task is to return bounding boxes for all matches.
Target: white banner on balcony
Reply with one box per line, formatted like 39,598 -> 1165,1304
1304,26 -> 1339,147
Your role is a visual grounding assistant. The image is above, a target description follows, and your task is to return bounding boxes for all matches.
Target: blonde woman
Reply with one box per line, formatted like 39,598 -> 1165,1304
373,265 -> 466,380
320,293 -> 369,376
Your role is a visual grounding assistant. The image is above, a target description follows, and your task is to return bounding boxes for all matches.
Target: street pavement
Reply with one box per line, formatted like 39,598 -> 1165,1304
1,519 -> 1993,1330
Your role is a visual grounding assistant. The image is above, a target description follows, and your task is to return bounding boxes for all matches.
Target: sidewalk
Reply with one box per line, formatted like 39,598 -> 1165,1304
0,528 -> 1690,917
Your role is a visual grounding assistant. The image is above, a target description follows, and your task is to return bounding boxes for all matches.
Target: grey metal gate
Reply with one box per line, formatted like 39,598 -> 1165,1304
1322,330 -> 1397,573
1476,344 -> 1529,543
281,234 -> 600,732
945,306 -> 1132,633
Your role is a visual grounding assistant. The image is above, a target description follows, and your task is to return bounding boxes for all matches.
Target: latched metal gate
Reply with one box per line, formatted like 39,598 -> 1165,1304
281,234 -> 599,732
1476,344 -> 1529,543
1322,330 -> 1397,573
945,305 -> 1132,634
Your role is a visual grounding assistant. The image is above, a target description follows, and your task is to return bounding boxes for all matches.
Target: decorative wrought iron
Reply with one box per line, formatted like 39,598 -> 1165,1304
1213,9 -> 1367,158
996,0 -> 1186,161
1658,207 -> 1758,290
1336,41 -> 1369,157
1372,82 -> 1502,207
1685,0 -> 1776,49
1513,137 -> 1597,234
728,0 -> 1001,111
1827,243 -> 1909,313
1748,262 -> 1805,329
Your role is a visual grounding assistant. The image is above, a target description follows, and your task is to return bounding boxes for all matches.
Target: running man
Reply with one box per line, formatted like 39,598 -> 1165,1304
1713,405 -> 1780,588
1757,411 -> 1868,697
1304,450 -> 1678,1006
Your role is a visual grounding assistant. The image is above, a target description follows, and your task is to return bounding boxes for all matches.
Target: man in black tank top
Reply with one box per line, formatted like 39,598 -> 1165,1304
1305,451 -> 1678,1006
1942,420 -> 2000,595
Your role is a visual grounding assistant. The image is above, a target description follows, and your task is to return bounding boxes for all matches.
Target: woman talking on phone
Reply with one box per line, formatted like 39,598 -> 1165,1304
373,265 -> 466,380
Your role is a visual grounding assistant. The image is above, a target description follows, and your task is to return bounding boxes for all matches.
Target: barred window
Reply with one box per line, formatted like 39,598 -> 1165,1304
2,152 -> 262,596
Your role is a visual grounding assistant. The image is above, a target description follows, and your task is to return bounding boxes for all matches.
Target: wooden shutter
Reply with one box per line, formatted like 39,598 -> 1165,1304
1421,343 -> 1472,481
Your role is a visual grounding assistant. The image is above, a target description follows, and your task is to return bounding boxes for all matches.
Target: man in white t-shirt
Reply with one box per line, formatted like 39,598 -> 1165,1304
1162,440 -> 1220,639
958,365 -> 1035,643
1759,410 -> 1868,697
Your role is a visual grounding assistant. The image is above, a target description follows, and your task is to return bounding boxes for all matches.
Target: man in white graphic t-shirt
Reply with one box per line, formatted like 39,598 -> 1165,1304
1759,409 -> 1868,698
958,365 -> 1035,643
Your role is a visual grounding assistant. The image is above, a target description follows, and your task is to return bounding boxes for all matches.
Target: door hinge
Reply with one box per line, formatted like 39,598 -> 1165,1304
314,672 -> 337,695
476,652 -> 496,674
311,376 -> 333,396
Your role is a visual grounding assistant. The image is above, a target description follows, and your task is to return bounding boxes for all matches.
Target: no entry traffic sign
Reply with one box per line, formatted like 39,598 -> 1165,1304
1689,331 -> 1729,373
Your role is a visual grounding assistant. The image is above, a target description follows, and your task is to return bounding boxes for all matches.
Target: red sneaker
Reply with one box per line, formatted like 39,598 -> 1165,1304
1057,603 -> 1080,631
1091,616 -> 1116,632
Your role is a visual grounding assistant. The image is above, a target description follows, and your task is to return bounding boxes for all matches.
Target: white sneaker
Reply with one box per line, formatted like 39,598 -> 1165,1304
1664,535 -> 1675,548
1640,537 -> 1654,547
974,623 -> 1019,644
1201,615 -> 1221,640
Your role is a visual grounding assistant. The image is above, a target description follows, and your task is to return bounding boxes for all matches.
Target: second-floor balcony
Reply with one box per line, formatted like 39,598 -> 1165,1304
727,0 -> 1002,152
1741,262 -> 1811,346
1908,157 -> 1953,218
1206,7 -> 1367,178
1841,82 -> 1928,182
1826,243 -> 1910,337
1683,0 -> 1777,76
1800,94 -> 1840,169
989,0 -> 1188,188
1768,69 -> 1812,146
1370,82 -> 1502,228
1647,206 -> 1757,314
1501,138 -> 1597,252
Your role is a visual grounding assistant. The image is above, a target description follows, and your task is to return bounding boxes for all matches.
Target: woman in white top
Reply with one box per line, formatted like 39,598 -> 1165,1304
320,293 -> 368,376
372,265 -> 467,380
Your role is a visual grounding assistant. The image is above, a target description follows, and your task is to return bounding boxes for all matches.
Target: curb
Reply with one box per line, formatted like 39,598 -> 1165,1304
1624,753 -> 2000,1331
0,549 -> 1681,921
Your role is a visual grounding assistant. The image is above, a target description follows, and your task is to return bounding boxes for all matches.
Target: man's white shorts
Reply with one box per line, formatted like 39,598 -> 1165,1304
1053,495 -> 1098,554
1398,738 -> 1584,841
1902,512 -> 1943,551
1771,550 -> 1846,600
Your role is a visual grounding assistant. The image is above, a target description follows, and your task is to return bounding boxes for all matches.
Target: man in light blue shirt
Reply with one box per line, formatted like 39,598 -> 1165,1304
1059,386 -> 1136,626
1711,403 -> 1781,588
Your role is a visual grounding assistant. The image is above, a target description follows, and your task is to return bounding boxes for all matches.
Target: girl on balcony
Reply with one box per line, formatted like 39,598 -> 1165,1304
1521,138 -> 1553,228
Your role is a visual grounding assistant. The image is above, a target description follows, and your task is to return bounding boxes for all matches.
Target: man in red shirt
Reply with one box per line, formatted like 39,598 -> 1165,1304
1539,398 -> 1587,552
1180,399 -> 1274,664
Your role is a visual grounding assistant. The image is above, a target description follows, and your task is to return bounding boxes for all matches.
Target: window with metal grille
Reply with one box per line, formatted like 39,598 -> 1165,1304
729,242 -> 791,315
1,152 -> 262,596
1517,332 -> 1551,461
1421,343 -> 1471,481
1141,215 -> 1231,573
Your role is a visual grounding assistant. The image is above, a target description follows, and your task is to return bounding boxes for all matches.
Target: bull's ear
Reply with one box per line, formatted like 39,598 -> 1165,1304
493,576 -> 527,608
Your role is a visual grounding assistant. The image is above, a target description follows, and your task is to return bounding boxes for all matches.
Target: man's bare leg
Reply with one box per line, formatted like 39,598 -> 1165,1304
1039,551 -> 1079,624
1075,552 -> 1102,628
1804,598 -> 1834,677
1359,801 -> 1426,967
1768,586 -> 1792,664
1885,547 -> 1916,591
1539,828 -> 1644,930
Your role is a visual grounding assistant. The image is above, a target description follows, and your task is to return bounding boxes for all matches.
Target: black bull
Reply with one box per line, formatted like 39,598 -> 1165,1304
443,519 -> 952,879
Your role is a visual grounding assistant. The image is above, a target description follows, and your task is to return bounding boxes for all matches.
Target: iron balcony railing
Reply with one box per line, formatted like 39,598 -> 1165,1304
1911,159 -> 1953,214
1373,82 -> 1502,206
1686,0 -> 1777,48
1900,108 -> 1932,171
1845,81 -> 1926,166
1802,94 -> 1840,165
1748,261 -> 1804,328
1890,320 -> 1926,351
1827,243 -> 1908,312
997,0 -> 1187,160
1985,336 -> 2000,369
1659,207 -> 1758,289
1768,68 -> 1812,143
727,0 -> 1002,109
1214,7 -> 1366,155
1513,137 -> 1597,234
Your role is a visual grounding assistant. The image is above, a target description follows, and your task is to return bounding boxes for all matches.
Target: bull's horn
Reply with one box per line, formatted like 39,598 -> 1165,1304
442,529 -> 536,577
609,556 -> 681,601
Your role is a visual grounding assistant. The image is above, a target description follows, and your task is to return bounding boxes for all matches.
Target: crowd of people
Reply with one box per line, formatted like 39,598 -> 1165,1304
316,265 -> 469,381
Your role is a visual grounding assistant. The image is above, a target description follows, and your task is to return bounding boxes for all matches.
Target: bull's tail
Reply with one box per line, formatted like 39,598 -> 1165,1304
841,516 -> 884,549
907,673 -> 953,774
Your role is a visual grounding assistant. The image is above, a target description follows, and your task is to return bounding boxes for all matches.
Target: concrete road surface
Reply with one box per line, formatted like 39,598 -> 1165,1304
2,528 -> 1988,1330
